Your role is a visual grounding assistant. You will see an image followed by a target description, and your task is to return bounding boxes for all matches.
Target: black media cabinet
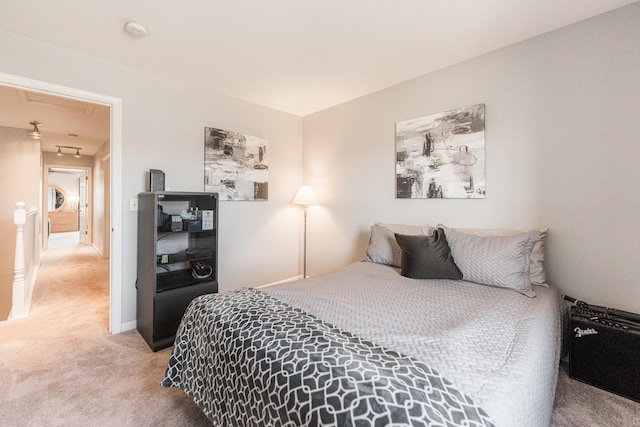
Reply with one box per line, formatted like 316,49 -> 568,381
136,191 -> 218,351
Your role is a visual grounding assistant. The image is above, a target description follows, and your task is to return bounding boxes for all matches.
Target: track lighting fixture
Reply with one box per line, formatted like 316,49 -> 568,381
55,145 -> 82,158
29,121 -> 41,139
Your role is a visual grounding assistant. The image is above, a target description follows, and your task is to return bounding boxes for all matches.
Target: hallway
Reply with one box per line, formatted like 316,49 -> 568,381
9,231 -> 110,338
0,233 -> 208,426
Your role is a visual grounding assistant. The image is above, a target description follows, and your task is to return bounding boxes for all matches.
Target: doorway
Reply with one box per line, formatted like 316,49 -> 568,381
45,166 -> 92,249
0,72 -> 123,333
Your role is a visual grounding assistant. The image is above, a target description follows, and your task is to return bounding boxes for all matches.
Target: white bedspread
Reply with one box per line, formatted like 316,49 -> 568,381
264,261 -> 562,427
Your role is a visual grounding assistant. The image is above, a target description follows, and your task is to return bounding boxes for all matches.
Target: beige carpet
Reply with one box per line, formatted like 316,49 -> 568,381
0,233 -> 208,426
0,233 -> 638,426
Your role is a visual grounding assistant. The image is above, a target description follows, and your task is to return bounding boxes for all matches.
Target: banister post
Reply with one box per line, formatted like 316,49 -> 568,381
12,202 -> 27,319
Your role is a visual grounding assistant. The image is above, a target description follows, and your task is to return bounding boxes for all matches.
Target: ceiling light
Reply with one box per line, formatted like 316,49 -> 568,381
29,121 -> 41,139
124,21 -> 149,38
56,145 -> 82,158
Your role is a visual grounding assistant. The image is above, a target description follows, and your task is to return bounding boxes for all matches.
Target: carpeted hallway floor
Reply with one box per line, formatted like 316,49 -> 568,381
0,232 -> 638,426
0,232 -> 208,426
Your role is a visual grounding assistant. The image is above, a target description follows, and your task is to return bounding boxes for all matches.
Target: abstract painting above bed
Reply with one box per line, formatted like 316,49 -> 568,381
395,104 -> 486,199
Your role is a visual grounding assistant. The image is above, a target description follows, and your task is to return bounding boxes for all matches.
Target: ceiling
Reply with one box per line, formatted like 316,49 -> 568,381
0,1 -> 636,153
0,84 -> 110,156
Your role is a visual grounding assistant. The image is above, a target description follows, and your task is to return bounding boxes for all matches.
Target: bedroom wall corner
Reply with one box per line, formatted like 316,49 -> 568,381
301,3 -> 640,314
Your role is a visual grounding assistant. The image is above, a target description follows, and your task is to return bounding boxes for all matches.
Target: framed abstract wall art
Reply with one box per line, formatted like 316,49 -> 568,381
395,103 -> 485,199
204,127 -> 268,201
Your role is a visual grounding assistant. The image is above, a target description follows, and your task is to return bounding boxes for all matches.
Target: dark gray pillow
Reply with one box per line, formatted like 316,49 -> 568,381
394,229 -> 463,280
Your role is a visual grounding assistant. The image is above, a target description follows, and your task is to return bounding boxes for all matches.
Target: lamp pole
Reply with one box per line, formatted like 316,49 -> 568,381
292,185 -> 318,279
302,204 -> 308,278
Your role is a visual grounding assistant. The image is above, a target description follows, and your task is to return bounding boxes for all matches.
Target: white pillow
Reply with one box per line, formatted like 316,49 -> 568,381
446,226 -> 549,287
440,225 -> 540,297
364,223 -> 435,267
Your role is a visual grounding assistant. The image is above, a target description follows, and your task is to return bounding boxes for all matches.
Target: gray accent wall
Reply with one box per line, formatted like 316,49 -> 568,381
302,4 -> 640,313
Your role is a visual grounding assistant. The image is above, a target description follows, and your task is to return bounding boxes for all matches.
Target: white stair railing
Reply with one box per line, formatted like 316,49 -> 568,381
10,202 -> 39,320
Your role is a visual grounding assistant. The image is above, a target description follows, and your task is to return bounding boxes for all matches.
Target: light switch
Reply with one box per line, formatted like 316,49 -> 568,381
130,198 -> 138,211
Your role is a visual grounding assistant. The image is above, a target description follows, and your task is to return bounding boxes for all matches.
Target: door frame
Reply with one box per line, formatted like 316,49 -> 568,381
0,72 -> 124,333
43,165 -> 92,248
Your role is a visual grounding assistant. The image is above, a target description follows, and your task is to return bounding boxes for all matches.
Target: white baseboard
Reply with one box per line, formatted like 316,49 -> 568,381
92,243 -> 104,257
120,320 -> 137,332
256,275 -> 304,289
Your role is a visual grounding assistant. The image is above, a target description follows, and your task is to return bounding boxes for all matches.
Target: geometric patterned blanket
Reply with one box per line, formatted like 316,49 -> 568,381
162,288 -> 496,427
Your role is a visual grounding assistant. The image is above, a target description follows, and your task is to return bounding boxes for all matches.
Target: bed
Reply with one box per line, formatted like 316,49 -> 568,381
162,224 -> 563,426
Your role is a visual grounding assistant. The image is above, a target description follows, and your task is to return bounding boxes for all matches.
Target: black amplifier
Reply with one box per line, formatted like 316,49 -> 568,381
568,299 -> 640,403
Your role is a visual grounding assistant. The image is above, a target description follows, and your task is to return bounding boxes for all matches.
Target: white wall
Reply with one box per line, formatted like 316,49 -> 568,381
0,127 -> 41,320
0,30 -> 304,329
92,140 -> 110,258
303,4 -> 640,313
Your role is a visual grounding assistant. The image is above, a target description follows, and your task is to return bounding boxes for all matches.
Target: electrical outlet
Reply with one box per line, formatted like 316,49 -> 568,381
129,198 -> 138,211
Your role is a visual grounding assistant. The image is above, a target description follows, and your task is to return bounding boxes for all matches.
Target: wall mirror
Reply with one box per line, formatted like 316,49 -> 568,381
48,185 -> 67,212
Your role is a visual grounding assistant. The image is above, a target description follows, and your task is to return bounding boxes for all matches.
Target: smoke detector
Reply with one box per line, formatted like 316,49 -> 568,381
124,21 -> 149,38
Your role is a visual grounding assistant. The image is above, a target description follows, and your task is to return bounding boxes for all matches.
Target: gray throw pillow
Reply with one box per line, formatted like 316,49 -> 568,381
395,229 -> 463,280
445,226 -> 549,287
364,224 -> 404,266
364,223 -> 434,267
441,225 -> 540,297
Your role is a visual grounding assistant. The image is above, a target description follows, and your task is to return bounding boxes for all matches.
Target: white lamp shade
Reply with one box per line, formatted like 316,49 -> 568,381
292,185 -> 318,206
